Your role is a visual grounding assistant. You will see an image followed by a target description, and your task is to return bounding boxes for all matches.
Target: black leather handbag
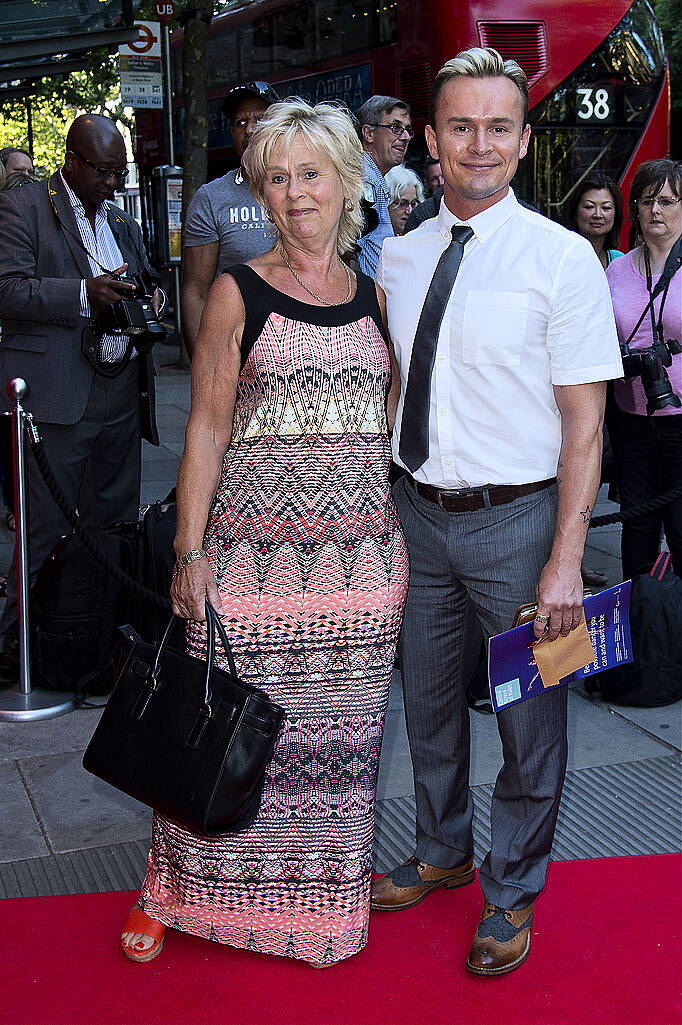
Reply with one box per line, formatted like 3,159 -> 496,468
83,602 -> 285,836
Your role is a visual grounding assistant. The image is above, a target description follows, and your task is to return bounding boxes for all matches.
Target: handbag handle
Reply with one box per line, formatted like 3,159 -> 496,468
151,601 -> 240,712
650,551 -> 672,581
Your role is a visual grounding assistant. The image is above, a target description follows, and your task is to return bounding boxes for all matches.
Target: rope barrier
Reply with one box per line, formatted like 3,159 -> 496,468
25,423 -> 681,587
30,438 -> 172,612
589,484 -> 682,527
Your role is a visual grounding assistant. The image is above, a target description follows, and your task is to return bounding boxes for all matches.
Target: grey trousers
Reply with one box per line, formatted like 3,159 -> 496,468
394,475 -> 567,910
0,363 -> 141,650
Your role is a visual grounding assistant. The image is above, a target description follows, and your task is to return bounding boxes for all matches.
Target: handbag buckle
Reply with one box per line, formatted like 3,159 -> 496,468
187,703 -> 213,749
129,673 -> 159,721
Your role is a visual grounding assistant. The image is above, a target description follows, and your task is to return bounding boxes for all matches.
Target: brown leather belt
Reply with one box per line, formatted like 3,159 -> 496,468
407,474 -> 556,512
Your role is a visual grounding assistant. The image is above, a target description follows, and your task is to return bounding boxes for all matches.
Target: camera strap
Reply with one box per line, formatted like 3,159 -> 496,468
47,180 -> 121,277
81,327 -> 134,378
644,247 -> 670,345
624,237 -> 681,348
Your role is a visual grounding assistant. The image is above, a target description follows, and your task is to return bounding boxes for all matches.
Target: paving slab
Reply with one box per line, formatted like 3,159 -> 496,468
595,698 -> 682,751
376,707 -> 413,800
0,708 -> 103,764
0,764 -> 49,862
161,439 -> 184,458
587,528 -> 623,558
566,687 -> 673,767
140,454 -> 181,483
18,750 -> 152,854
150,422 -> 187,447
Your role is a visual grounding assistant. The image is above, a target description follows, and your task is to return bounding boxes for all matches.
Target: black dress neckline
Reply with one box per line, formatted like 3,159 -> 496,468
229,263 -> 372,328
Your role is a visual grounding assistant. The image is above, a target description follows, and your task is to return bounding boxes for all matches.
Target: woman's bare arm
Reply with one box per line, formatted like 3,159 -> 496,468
375,283 -> 401,432
171,273 -> 245,620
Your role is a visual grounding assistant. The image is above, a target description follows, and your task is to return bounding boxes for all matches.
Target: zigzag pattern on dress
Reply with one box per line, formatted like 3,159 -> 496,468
140,281 -> 408,966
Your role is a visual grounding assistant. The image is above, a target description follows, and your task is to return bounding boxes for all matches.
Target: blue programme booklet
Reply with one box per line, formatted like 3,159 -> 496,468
488,581 -> 633,714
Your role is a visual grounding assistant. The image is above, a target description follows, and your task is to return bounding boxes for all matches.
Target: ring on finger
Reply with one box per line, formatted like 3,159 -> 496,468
534,613 -> 550,624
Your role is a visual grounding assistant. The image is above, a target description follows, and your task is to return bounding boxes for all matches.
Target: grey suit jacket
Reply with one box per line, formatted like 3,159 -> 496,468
0,171 -> 158,442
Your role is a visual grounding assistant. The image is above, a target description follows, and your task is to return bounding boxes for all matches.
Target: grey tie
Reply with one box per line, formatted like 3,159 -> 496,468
399,225 -> 474,472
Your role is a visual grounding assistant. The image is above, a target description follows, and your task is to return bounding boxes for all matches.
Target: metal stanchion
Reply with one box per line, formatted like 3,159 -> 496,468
0,379 -> 75,721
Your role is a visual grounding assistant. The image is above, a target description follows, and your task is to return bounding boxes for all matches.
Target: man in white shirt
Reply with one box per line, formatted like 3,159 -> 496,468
372,48 -> 623,976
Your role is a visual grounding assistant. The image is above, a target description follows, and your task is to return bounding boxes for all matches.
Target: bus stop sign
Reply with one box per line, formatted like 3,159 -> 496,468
154,1 -> 176,24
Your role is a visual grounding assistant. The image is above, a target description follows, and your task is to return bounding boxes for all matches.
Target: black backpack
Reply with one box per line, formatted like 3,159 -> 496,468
585,553 -> 682,707
32,496 -> 177,696
32,525 -> 140,695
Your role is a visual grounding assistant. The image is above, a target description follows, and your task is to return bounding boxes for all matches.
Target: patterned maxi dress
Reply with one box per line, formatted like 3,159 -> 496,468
139,266 -> 409,966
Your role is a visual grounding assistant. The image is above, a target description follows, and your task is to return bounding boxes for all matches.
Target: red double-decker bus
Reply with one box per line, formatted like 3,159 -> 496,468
137,0 -> 669,236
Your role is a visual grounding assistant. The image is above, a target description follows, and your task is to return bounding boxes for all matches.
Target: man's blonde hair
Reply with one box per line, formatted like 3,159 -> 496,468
241,98 -> 365,255
430,47 -> 529,126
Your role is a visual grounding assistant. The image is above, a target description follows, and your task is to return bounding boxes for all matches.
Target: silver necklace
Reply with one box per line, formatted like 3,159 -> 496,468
279,243 -> 352,305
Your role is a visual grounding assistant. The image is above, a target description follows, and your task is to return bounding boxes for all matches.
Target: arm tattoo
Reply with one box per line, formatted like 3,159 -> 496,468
579,504 -> 592,523
557,458 -> 564,485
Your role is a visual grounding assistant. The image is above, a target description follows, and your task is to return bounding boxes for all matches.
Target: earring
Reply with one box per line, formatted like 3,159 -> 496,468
344,199 -> 354,211
264,207 -> 273,222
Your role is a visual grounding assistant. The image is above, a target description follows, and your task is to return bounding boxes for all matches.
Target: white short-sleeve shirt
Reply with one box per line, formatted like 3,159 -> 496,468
377,189 -> 623,488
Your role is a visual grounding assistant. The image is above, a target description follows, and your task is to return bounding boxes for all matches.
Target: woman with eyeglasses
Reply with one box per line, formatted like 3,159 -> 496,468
385,165 -> 425,236
605,158 -> 682,578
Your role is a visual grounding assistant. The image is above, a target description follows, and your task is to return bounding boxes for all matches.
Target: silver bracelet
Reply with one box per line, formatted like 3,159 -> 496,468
174,547 -> 207,574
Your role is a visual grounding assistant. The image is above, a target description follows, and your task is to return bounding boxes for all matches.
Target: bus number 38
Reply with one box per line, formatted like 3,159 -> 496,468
577,87 -> 611,120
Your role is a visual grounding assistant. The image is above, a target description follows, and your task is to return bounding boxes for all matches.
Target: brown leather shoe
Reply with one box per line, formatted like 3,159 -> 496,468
370,856 -> 475,911
466,900 -> 534,976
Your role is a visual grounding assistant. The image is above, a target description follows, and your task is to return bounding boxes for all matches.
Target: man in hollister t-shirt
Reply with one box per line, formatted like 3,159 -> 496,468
181,81 -> 279,355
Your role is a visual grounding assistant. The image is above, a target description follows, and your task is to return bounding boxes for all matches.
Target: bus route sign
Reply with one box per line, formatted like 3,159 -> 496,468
119,22 -> 163,109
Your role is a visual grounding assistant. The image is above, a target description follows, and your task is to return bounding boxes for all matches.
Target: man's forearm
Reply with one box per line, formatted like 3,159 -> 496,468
551,420 -> 603,568
534,381 -> 606,639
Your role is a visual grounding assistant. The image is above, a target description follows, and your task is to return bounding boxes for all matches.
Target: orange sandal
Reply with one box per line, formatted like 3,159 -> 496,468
121,906 -> 166,963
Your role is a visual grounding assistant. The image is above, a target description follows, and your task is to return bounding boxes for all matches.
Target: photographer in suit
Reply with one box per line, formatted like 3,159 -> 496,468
0,114 -> 162,678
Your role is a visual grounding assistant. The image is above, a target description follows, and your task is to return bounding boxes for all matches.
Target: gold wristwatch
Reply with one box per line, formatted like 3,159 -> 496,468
174,547 -> 207,574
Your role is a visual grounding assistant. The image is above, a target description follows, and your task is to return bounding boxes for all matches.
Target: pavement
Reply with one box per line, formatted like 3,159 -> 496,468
0,355 -> 680,896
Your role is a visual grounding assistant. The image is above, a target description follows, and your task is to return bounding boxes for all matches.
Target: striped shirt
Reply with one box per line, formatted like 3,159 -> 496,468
356,153 -> 394,280
60,171 -> 128,363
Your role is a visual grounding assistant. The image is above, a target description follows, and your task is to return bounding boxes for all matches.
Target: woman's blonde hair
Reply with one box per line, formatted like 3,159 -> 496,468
241,98 -> 365,255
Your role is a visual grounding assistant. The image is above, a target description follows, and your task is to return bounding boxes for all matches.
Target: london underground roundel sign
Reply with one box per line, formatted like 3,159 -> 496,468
154,1 -> 176,23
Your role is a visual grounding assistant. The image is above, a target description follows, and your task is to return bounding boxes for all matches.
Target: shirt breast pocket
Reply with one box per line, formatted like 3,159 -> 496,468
462,290 -> 529,367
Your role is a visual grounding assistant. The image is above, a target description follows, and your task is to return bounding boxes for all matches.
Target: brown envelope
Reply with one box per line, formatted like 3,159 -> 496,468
532,618 -> 596,689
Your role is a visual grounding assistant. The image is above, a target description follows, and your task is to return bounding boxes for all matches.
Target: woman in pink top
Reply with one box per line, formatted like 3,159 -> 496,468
605,159 -> 682,578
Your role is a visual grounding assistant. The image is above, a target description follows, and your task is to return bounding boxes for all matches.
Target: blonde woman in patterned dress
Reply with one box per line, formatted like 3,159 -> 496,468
121,99 -> 409,967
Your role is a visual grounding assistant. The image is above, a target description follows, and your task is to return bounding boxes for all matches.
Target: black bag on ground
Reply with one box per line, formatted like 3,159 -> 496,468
33,495 -> 177,696
83,602 -> 285,836
129,491 -> 177,643
33,525 -> 140,695
585,553 -> 682,707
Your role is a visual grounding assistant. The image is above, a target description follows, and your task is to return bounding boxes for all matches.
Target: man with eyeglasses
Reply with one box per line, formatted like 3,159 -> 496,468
0,113 -> 162,675
182,81 -> 279,356
356,95 -> 413,278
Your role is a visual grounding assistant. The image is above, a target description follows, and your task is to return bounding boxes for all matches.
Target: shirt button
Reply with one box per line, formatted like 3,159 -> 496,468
444,459 -> 452,466
438,354 -> 446,361
440,408 -> 446,415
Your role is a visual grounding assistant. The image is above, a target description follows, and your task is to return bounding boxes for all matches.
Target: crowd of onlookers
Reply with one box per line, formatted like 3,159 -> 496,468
0,146 -> 37,191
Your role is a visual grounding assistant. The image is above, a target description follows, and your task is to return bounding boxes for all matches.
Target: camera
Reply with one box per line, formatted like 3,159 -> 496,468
92,268 -> 166,352
619,336 -> 682,415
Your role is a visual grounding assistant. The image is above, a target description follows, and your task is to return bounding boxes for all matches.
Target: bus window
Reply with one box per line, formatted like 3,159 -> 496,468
513,0 -> 666,220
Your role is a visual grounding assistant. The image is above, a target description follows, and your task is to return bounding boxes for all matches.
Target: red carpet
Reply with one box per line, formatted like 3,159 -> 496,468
2,855 -> 680,1025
